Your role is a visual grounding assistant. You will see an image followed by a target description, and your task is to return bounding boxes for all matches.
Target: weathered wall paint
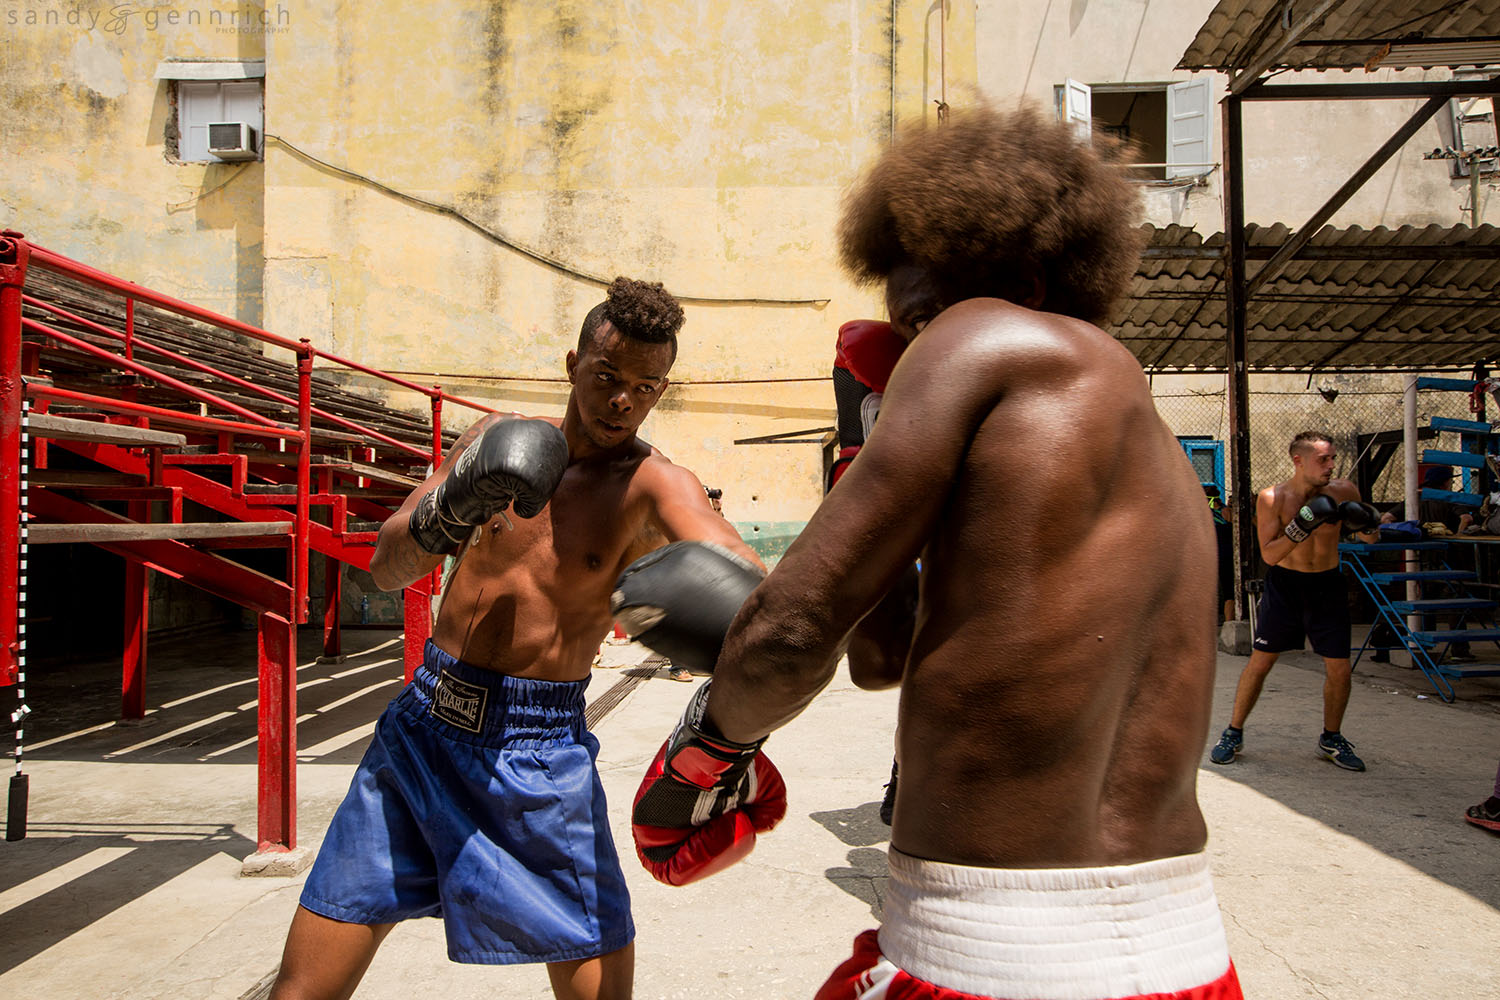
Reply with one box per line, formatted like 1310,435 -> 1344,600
259,0 -> 973,528
1,2 -> 268,321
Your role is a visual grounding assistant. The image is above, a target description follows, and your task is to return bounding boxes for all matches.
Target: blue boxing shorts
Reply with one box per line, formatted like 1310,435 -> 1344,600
1252,565 -> 1350,659
299,641 -> 634,965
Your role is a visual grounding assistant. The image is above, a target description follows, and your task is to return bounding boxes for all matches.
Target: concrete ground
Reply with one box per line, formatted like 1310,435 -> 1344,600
1,626 -> 1497,1000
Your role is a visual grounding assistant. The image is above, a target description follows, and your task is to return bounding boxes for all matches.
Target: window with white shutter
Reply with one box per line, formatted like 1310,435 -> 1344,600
155,61 -> 265,164
1054,77 -> 1219,182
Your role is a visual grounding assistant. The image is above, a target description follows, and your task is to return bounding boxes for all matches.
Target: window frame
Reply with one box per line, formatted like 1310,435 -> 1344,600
1054,77 -> 1217,182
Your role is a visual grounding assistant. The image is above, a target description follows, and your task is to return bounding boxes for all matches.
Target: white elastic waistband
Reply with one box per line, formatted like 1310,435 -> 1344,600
879,850 -> 1230,1000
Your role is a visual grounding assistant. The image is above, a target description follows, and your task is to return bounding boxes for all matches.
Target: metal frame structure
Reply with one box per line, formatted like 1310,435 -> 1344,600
0,231 -> 497,853
1174,1 -> 1500,618
1220,75 -> 1500,614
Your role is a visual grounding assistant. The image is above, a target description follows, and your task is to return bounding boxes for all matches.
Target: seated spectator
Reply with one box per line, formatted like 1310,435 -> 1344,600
1419,466 -> 1474,537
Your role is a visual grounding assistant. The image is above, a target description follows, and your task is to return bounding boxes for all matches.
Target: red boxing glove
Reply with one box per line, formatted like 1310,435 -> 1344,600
631,681 -> 787,886
834,319 -> 905,393
828,445 -> 861,488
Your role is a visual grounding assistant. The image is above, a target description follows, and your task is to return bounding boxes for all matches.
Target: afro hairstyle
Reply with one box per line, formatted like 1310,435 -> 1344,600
837,101 -> 1144,325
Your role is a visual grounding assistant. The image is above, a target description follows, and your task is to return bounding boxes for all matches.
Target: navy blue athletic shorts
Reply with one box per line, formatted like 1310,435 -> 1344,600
299,641 -> 633,965
1252,565 -> 1350,658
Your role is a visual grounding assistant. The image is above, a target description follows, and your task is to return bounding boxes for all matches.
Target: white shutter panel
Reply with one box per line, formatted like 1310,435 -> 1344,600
221,81 -> 263,129
221,81 -> 263,155
178,81 -> 221,162
1060,79 -> 1092,142
1166,77 -> 1214,179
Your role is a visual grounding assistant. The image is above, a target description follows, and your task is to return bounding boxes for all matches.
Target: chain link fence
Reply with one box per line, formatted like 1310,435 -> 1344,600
1152,373 -> 1488,508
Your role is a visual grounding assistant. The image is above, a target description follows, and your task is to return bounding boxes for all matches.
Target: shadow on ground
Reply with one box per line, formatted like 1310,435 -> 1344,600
811,803 -> 891,918
0,822 -> 256,973
1203,646 -> 1500,910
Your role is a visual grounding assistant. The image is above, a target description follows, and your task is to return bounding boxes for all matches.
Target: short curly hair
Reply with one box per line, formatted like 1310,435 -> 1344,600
838,101 -> 1144,325
577,276 -> 685,360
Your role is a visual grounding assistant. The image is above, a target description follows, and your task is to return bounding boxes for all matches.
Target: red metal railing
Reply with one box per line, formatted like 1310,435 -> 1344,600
10,234 -> 489,618
0,231 -> 502,851
23,294 -> 430,457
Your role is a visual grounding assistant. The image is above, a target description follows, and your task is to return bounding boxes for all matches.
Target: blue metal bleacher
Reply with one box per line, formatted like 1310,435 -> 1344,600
1343,540 -> 1500,701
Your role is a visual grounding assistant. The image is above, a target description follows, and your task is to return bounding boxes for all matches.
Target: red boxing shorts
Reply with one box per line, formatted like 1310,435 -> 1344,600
816,851 -> 1242,1000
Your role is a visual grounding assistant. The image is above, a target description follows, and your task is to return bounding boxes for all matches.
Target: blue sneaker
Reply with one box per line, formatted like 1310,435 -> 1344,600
1209,727 -> 1242,765
1317,733 -> 1366,772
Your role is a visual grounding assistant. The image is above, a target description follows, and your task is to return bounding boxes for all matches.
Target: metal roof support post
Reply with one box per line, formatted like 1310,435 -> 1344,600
1221,95 -> 1255,622
0,233 -> 29,688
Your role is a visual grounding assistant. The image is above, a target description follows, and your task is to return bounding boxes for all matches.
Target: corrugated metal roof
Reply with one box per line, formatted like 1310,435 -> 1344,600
1179,0 -> 1500,74
1114,222 -> 1500,371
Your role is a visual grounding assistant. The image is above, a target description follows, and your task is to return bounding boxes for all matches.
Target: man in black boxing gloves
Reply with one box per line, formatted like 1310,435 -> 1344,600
269,277 -> 757,1000
1210,431 -> 1392,772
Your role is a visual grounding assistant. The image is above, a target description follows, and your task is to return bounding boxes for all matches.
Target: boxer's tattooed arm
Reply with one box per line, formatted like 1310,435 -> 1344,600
446,415 -> 497,457
378,526 -> 454,589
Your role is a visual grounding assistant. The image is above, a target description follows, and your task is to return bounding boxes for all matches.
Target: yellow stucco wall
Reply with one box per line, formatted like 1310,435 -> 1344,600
0,1 -> 980,533
259,0 -> 977,530
1,2 -> 268,320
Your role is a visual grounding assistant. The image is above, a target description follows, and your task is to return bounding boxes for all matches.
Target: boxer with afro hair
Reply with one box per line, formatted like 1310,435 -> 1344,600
701,98 -> 1241,1000
838,101 -> 1142,326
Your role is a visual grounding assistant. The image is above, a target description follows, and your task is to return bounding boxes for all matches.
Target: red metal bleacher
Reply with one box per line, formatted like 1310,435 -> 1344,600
0,230 -> 494,855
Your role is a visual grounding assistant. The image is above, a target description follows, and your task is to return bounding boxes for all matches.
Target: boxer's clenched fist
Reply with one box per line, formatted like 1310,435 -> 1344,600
611,541 -> 763,674
408,418 -> 569,554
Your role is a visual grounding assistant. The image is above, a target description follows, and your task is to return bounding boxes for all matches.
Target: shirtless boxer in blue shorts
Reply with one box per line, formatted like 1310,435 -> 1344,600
1210,431 -> 1391,773
267,277 -> 760,1000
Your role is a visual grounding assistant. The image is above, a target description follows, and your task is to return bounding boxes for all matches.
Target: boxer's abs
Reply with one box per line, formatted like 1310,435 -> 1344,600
433,568 -> 616,681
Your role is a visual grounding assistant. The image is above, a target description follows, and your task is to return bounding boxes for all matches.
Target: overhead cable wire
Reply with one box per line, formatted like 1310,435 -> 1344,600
263,134 -> 830,308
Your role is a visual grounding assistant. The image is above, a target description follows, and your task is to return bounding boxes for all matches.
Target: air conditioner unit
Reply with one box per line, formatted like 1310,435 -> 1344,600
207,121 -> 258,161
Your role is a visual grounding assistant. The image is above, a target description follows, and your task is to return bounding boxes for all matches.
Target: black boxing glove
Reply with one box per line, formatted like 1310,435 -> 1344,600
1338,500 -> 1381,533
611,541 -> 765,673
408,418 -> 570,554
1284,493 -> 1340,543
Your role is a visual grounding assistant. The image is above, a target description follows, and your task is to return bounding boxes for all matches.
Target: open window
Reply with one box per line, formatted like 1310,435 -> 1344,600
1054,77 -> 1216,182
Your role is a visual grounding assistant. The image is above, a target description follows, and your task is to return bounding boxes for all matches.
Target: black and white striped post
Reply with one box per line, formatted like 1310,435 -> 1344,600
7,400 -> 29,841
